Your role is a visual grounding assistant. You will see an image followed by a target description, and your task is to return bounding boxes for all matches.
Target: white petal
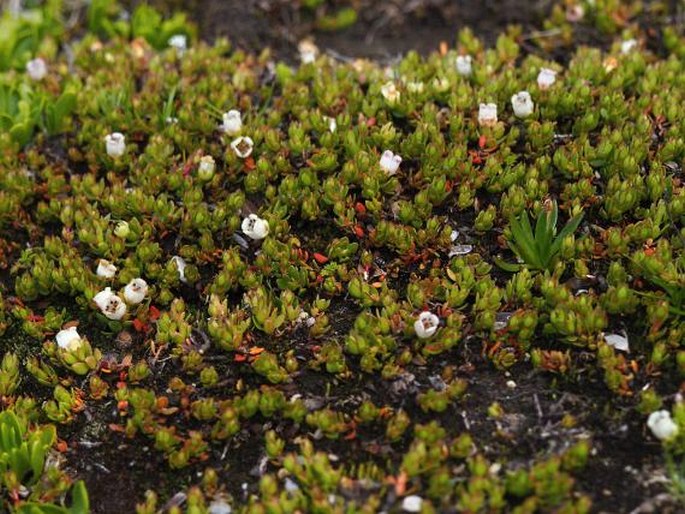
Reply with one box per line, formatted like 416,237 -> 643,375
604,333 -> 629,352
56,327 -> 82,351
647,410 -> 679,441
402,495 -> 423,513
96,259 -> 117,278
124,278 -> 148,305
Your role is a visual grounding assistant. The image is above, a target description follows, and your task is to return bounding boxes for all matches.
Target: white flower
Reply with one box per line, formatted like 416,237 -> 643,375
230,136 -> 254,158
55,327 -> 83,351
324,116 -> 337,133
566,4 -> 585,22
298,39 -> 318,64
402,495 -> 423,512
168,34 -> 187,55
96,259 -> 117,279
537,68 -> 557,90
414,311 -> 440,339
380,81 -> 400,104
221,110 -> 242,135
208,499 -> 232,514
647,410 -> 679,441
105,132 -> 126,158
603,332 -> 629,352
123,278 -> 149,305
198,155 -> 216,180
93,287 -> 127,320
379,150 -> 402,176
456,55 -> 472,77
171,256 -> 188,283
621,39 -> 638,54
114,220 -> 130,239
478,103 -> 498,127
26,58 -> 47,80
511,91 -> 534,118
241,214 -> 269,240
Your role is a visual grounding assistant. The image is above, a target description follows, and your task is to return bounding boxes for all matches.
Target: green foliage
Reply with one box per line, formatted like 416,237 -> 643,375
87,0 -> 195,50
0,0 -> 62,71
0,410 -> 55,490
500,201 -> 583,272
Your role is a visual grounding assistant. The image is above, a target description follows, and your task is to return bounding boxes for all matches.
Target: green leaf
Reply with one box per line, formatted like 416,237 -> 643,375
68,480 -> 90,514
549,212 -> 584,259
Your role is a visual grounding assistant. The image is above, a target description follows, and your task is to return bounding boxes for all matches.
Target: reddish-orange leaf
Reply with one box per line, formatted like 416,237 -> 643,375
132,318 -> 146,332
148,305 -> 161,321
234,354 -> 247,362
313,253 -> 329,264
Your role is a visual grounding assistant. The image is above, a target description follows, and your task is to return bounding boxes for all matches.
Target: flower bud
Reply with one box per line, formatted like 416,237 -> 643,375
198,155 -> 216,180
114,220 -> 130,239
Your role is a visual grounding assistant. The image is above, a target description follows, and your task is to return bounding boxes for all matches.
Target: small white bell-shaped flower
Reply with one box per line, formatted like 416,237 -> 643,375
537,68 -> 557,90
647,410 -> 679,441
114,221 -> 130,239
324,116 -> 337,133
221,110 -> 242,135
241,214 -> 269,240
168,34 -> 187,55
123,278 -> 149,305
511,91 -> 534,118
401,495 -> 423,513
478,103 -> 498,127
171,256 -> 188,283
230,136 -> 254,158
455,55 -> 472,77
93,287 -> 127,320
96,259 -> 117,279
105,132 -> 126,158
414,311 -> 440,339
379,150 -> 402,176
621,39 -> 638,54
298,39 -> 319,64
26,58 -> 47,81
198,155 -> 216,180
55,326 -> 83,351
